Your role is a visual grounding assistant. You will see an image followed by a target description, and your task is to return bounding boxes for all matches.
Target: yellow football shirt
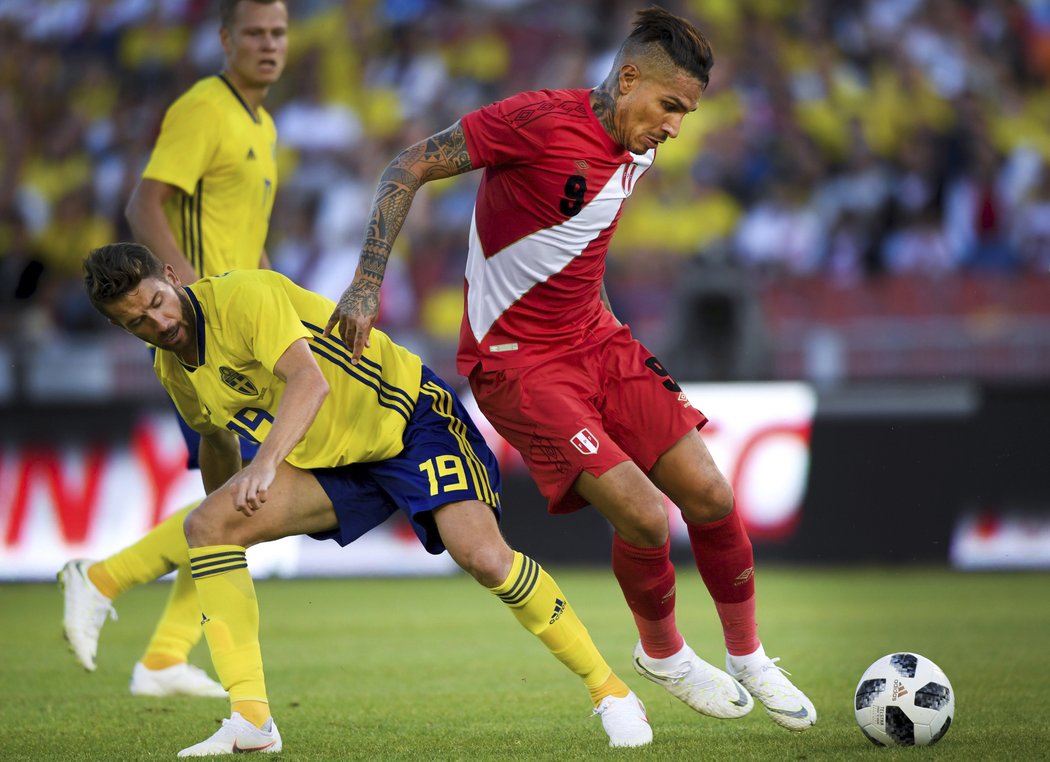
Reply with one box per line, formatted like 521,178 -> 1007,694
154,270 -> 422,468
142,75 -> 278,277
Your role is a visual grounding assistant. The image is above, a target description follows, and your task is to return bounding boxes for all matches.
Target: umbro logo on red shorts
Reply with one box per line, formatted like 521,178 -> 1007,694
570,428 -> 599,455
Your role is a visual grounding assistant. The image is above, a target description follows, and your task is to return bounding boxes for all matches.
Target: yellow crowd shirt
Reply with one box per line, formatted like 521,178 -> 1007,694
142,75 -> 278,277
154,270 -> 423,468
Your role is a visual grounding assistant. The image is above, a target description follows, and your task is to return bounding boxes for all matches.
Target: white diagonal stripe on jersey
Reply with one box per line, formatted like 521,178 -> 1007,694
465,153 -> 653,343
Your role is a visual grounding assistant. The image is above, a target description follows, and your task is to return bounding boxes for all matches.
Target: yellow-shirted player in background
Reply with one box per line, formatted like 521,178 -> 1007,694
126,0 -> 281,283
59,0 -> 287,700
82,242 -> 653,754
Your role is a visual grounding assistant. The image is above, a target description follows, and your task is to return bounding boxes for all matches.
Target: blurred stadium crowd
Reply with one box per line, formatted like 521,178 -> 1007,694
2,0 -> 1049,394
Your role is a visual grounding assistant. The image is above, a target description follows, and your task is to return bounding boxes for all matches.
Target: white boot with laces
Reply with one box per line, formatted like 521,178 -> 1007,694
58,559 -> 117,671
727,646 -> 817,731
593,690 -> 652,747
177,712 -> 282,756
633,641 -> 753,719
130,661 -> 227,698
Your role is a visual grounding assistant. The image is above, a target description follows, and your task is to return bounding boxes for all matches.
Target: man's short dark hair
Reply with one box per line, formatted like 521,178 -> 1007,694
623,6 -> 713,89
83,242 -> 165,314
219,0 -> 281,31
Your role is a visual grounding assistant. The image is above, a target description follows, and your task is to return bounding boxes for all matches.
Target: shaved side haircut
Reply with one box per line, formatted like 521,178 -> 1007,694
619,6 -> 713,89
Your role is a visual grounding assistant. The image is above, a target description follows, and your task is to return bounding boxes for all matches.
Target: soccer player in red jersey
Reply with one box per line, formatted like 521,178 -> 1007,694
327,5 -> 815,731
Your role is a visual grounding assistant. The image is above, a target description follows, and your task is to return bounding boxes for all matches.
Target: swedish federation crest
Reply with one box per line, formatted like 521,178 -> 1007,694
219,366 -> 258,396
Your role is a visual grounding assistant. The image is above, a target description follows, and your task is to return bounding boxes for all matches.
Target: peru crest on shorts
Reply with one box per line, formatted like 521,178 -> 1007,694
570,428 -> 599,455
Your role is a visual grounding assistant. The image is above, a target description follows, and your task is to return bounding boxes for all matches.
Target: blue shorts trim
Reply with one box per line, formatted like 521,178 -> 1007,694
309,366 -> 502,555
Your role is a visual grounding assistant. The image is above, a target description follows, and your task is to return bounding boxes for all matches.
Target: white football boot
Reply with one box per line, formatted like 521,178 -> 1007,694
727,648 -> 817,731
593,691 -> 652,747
633,641 -> 753,719
58,559 -> 117,671
130,661 -> 227,698
177,713 -> 282,756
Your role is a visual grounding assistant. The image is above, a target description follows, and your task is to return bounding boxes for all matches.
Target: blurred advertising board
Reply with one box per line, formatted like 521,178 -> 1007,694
14,381 -> 1047,576
0,383 -> 816,580
0,413 -> 456,581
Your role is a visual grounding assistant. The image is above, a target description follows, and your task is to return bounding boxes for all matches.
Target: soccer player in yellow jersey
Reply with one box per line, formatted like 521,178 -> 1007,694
125,0 -> 283,283
82,242 -> 653,754
59,0 -> 286,700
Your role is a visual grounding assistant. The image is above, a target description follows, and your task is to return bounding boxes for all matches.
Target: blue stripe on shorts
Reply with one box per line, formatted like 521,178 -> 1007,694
309,366 -> 502,555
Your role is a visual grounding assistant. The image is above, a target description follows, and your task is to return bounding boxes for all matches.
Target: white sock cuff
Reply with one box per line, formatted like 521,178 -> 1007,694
727,643 -> 768,671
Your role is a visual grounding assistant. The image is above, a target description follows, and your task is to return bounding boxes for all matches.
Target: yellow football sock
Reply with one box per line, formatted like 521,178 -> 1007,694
140,653 -> 182,671
188,545 -> 269,727
93,503 -> 198,599
490,552 -> 629,706
140,565 -> 204,668
590,672 -> 631,706
232,700 -> 272,728
86,562 -> 120,601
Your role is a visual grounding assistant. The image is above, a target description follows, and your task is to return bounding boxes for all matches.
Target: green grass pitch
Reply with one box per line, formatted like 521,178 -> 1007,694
2,567 -> 1048,760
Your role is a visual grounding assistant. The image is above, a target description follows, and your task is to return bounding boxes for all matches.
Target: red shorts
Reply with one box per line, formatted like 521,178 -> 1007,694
468,326 -> 706,514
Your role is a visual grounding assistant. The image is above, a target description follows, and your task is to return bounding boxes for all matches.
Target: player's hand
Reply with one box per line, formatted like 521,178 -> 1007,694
229,462 -> 277,516
324,279 -> 380,364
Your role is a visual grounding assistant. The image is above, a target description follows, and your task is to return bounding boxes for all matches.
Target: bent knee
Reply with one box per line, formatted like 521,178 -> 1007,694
678,476 -> 735,524
449,542 -> 513,588
183,500 -> 241,548
183,507 -> 207,547
612,502 -> 671,547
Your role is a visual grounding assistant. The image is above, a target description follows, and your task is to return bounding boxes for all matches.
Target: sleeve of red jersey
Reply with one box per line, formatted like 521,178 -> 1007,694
461,92 -> 548,169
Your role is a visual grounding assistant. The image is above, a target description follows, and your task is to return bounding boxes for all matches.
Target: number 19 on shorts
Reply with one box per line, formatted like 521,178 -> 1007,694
419,455 -> 468,495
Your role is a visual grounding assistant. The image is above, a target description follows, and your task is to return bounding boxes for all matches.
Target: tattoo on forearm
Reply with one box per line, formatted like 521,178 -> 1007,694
358,249 -> 387,282
358,123 -> 473,289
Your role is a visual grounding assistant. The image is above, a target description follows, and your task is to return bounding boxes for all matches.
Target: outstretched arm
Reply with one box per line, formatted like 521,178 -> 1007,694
324,121 -> 475,361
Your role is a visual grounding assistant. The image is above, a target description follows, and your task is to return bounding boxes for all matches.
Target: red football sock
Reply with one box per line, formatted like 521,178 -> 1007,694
714,597 -> 759,656
686,508 -> 760,655
611,534 -> 684,658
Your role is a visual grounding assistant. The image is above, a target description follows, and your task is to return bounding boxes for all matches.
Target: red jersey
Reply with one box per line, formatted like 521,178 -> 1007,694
457,88 -> 654,375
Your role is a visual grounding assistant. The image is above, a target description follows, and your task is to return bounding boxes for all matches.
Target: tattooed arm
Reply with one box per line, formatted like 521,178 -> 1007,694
324,122 -> 475,361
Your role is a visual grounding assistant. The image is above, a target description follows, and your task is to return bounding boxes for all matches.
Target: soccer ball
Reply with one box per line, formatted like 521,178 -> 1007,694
854,652 -> 954,747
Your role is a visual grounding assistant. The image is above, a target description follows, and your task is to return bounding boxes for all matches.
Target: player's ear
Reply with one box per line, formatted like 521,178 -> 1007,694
164,264 -> 182,288
219,25 -> 232,57
618,63 -> 640,94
